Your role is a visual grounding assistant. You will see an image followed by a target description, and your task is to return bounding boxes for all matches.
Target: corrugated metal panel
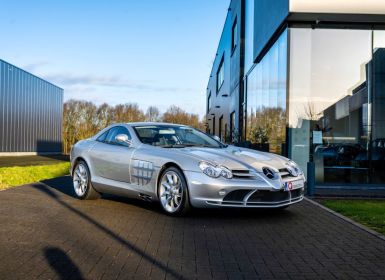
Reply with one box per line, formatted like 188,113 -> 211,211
0,60 -> 63,153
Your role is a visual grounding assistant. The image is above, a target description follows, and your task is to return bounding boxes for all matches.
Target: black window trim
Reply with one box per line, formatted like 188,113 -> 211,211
207,91 -> 212,112
231,17 -> 238,55
216,55 -> 224,94
96,129 -> 110,143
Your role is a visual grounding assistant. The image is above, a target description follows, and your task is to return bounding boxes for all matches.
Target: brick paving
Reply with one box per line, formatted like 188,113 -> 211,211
0,176 -> 384,279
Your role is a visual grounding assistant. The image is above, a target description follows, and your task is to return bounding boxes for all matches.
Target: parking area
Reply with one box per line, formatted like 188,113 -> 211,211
0,176 -> 384,279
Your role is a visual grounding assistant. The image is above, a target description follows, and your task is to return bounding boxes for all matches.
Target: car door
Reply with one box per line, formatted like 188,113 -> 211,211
89,126 -> 134,183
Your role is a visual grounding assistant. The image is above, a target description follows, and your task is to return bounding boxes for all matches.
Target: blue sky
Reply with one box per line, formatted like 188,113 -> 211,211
0,0 -> 230,117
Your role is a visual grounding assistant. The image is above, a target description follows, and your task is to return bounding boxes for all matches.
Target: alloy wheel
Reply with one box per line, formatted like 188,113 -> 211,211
159,171 -> 183,213
73,163 -> 89,197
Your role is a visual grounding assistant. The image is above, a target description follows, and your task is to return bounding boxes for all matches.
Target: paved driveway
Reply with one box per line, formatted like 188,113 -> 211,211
0,177 -> 384,280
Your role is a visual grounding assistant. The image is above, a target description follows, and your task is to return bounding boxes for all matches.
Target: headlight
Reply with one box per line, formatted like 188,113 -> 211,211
199,161 -> 233,179
286,160 -> 303,176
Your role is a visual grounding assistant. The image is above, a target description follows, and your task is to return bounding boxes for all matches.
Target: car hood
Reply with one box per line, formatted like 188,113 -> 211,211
177,146 -> 289,172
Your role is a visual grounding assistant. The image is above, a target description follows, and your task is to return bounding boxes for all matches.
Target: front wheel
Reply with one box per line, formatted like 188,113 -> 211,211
72,160 -> 101,200
158,167 -> 190,216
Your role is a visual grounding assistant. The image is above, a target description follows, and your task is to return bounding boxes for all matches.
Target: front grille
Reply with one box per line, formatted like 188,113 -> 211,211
248,190 -> 289,203
223,189 -> 252,202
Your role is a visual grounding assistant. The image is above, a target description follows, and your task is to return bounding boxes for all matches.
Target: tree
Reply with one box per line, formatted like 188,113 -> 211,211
145,106 -> 161,122
96,103 -> 114,130
162,105 -> 205,130
62,99 -> 98,154
62,100 -> 205,154
113,103 -> 145,123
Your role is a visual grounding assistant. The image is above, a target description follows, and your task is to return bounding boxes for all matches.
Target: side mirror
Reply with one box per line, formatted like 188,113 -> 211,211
213,135 -> 221,142
115,134 -> 132,147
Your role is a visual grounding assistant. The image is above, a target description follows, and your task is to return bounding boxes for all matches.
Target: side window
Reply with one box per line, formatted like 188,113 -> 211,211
96,130 -> 109,142
105,126 -> 131,146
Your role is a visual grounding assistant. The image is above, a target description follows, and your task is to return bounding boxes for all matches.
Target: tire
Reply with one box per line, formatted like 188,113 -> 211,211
72,160 -> 101,200
158,167 -> 191,216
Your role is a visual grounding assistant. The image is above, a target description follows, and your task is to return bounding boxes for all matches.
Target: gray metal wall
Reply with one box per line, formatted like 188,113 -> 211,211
0,60 -> 63,153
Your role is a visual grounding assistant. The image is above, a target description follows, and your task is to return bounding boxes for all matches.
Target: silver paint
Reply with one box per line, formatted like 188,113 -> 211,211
70,122 -> 306,209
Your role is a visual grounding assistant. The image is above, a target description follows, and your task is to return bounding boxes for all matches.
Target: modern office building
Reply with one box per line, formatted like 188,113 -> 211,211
206,0 -> 385,185
0,59 -> 63,154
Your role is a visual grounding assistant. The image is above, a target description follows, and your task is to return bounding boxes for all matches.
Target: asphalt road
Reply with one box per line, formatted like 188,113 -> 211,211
0,176 -> 384,279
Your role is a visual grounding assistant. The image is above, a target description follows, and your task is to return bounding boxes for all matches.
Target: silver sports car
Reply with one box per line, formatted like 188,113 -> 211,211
70,122 -> 305,216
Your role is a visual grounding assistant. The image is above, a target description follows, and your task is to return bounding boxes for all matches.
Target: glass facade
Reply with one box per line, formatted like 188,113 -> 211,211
288,28 -> 385,184
244,27 -> 385,185
0,60 -> 63,153
244,0 -> 255,72
245,29 -> 287,155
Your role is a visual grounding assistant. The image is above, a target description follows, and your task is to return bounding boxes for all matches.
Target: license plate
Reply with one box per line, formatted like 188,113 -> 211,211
283,179 -> 304,191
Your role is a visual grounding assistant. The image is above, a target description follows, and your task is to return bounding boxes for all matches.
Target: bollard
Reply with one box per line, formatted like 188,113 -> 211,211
307,161 -> 315,196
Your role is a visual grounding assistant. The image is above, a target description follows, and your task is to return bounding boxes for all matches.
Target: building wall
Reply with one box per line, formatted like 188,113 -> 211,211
253,0 -> 289,62
0,60 -> 63,153
206,0 -> 244,140
289,0 -> 385,14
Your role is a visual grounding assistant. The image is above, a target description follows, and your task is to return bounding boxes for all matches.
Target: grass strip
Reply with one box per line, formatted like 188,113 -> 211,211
321,199 -> 385,235
0,162 -> 70,190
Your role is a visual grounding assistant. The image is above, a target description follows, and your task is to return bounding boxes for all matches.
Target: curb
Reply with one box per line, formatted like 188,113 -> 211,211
304,197 -> 385,242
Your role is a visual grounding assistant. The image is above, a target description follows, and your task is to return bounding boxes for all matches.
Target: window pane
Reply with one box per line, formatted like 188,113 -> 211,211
371,31 -> 385,184
289,28 -> 372,184
217,58 -> 224,92
246,29 -> 287,155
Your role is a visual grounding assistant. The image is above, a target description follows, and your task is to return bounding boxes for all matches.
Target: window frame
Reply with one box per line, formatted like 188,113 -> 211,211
207,91 -> 212,112
96,129 -> 109,143
103,126 -> 132,147
231,18 -> 238,54
216,55 -> 224,93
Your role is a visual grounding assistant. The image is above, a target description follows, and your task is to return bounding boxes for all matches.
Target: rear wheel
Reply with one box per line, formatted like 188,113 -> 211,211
158,167 -> 190,216
72,160 -> 101,200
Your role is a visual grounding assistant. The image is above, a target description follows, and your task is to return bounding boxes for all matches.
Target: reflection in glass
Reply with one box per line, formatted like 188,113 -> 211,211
246,29 -> 287,155
288,28 -> 385,184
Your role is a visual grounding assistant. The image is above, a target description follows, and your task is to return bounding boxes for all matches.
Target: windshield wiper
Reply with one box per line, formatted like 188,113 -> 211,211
182,144 -> 222,148
160,143 -> 228,149
160,144 -> 188,148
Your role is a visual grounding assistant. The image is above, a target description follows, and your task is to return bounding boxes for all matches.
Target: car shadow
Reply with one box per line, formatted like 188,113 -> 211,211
44,247 -> 84,280
40,176 -> 296,220
32,180 -> 185,279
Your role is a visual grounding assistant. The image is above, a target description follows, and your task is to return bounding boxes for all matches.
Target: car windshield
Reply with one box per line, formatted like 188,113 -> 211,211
133,125 -> 225,148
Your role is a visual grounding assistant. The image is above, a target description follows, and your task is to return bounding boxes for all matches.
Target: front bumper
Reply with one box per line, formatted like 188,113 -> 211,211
184,171 -> 304,208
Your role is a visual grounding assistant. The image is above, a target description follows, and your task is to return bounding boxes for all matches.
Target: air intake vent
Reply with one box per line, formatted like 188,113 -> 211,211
223,189 -> 252,202
231,169 -> 254,179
